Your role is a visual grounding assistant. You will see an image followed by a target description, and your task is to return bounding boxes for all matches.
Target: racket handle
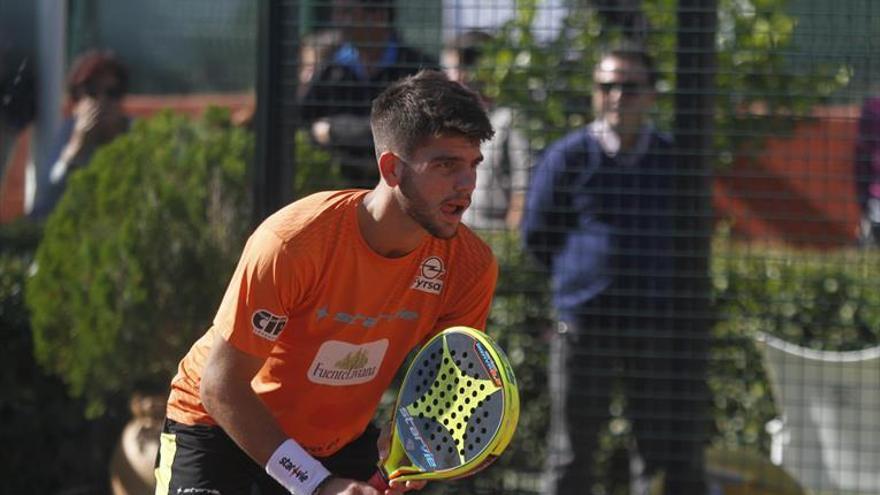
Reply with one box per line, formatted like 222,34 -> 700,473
368,470 -> 389,491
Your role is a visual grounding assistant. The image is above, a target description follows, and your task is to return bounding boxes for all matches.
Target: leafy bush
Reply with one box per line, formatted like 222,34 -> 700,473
294,129 -> 344,196
712,239 -> 880,350
25,109 -> 345,417
27,109 -> 254,416
1,222 -> 123,494
708,234 -> 880,451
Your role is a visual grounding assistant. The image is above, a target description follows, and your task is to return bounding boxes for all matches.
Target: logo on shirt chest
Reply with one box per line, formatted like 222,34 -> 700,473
316,306 -> 419,328
411,256 -> 445,295
308,339 -> 389,386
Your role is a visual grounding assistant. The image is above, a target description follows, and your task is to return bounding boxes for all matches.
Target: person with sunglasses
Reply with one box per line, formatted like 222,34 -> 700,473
522,45 -> 710,494
29,49 -> 130,219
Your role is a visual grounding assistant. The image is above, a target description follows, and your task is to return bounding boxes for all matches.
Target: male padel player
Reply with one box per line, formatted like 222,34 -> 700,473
155,70 -> 497,495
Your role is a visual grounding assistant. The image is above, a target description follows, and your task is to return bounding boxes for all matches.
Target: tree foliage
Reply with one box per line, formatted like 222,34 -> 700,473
1,222 -> 123,494
27,109 -> 253,416
25,108 -> 345,417
477,0 -> 850,164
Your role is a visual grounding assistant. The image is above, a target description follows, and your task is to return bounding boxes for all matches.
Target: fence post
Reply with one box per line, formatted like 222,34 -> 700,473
673,0 -> 716,332
672,0 -> 717,488
254,0 -> 299,226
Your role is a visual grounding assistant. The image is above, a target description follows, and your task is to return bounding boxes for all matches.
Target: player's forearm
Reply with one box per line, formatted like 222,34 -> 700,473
202,381 -> 337,494
199,339 -> 334,495
200,371 -> 288,465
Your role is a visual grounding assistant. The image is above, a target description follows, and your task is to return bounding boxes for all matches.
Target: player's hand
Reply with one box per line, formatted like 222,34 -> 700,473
386,478 -> 427,494
376,422 -> 427,494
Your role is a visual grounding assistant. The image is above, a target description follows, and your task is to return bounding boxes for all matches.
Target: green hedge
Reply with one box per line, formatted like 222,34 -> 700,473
7,110 -> 343,491
709,235 -> 880,452
26,109 -> 254,416
1,221 -> 123,494
25,109 -> 345,417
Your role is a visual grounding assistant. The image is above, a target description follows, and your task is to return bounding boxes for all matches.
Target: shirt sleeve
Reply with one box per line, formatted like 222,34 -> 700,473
212,225 -> 301,357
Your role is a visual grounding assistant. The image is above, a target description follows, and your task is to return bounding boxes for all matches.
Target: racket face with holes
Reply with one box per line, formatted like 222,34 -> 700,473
382,326 -> 519,483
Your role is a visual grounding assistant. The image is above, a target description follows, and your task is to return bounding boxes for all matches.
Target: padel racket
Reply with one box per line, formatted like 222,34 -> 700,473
368,326 -> 519,490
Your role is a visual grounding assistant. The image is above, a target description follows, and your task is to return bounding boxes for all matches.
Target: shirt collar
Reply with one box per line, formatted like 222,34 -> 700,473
588,119 -> 654,166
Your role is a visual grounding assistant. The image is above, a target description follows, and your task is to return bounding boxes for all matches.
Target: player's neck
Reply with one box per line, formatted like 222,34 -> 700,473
358,190 -> 426,258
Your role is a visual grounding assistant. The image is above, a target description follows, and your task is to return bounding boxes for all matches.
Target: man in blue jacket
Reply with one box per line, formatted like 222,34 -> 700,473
521,46 -> 708,494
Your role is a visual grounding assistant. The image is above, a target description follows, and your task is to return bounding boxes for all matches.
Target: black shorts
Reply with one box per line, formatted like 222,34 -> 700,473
154,419 -> 380,495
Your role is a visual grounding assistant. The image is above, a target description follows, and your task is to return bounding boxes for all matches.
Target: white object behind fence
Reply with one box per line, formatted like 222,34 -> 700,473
756,332 -> 880,494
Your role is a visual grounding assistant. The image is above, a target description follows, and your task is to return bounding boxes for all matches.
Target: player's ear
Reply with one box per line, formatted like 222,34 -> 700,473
378,151 -> 403,187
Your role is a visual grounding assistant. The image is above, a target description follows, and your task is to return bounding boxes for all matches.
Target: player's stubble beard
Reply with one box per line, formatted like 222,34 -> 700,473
398,167 -> 459,240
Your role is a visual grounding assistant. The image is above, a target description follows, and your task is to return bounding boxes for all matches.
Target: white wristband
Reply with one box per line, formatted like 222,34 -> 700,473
265,439 -> 331,495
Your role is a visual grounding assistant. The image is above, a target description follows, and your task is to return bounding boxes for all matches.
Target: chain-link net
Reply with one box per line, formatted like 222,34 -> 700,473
276,2 -> 879,494
4,1 -> 878,494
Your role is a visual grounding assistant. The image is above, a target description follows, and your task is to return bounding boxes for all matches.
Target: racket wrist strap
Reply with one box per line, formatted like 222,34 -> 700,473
265,439 -> 331,495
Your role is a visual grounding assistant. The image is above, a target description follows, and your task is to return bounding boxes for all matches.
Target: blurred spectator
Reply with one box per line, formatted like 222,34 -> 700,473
296,28 -> 343,101
298,0 -> 436,187
29,49 -> 130,219
442,30 -> 531,230
521,46 -> 709,494
855,96 -> 880,247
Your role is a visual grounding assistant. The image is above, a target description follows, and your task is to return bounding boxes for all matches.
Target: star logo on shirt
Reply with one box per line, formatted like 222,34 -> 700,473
316,307 -> 329,320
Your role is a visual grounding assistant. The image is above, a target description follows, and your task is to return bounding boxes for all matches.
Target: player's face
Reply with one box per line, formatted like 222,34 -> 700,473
592,55 -> 655,133
396,135 -> 482,239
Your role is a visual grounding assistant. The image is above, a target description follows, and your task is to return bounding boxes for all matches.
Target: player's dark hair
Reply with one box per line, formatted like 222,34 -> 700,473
370,69 -> 494,159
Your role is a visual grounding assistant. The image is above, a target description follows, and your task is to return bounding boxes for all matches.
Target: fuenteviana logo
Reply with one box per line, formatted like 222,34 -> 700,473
308,339 -> 389,385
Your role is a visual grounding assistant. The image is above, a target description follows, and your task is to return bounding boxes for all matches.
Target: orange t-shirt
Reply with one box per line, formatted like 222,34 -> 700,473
166,190 -> 498,457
